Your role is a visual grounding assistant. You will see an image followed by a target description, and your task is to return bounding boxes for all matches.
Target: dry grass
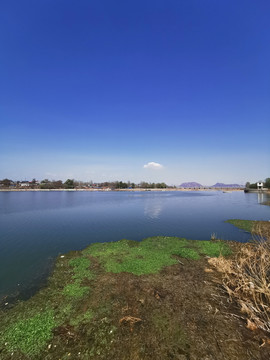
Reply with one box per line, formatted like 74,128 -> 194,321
209,230 -> 270,333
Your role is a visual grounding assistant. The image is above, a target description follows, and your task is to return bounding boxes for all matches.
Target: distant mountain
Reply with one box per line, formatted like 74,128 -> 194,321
180,182 -> 203,188
179,182 -> 244,188
210,183 -> 243,188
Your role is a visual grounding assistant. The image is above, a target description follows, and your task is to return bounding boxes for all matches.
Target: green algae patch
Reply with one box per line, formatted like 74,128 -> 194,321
226,219 -> 270,238
226,219 -> 255,233
69,309 -> 94,327
69,257 -> 94,281
62,281 -> 89,298
62,255 -> 94,298
83,236 -> 231,275
3,309 -> 55,356
0,251 -> 96,357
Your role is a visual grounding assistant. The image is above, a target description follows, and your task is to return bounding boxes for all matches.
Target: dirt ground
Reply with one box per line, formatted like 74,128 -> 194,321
50,255 -> 270,360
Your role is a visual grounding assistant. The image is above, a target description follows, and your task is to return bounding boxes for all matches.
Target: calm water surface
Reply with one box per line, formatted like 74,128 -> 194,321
0,190 -> 270,299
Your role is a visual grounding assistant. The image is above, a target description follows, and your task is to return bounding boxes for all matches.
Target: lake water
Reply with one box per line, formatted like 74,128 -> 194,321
0,190 -> 270,300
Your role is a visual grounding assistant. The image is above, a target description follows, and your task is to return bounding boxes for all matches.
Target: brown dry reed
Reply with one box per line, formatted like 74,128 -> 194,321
209,228 -> 270,333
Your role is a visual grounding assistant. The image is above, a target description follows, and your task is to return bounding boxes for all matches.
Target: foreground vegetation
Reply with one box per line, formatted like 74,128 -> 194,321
0,237 -> 231,359
212,220 -> 270,334
2,230 -> 270,359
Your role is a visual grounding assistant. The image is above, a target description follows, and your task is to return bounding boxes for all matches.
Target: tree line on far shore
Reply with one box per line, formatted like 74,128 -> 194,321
245,178 -> 270,189
0,178 -> 170,190
2,177 -> 269,190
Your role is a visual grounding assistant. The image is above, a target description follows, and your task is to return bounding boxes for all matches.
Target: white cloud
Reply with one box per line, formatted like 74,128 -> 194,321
143,162 -> 163,170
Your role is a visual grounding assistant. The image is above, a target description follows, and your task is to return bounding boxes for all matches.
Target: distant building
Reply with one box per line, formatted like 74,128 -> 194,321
257,182 -> 263,190
20,181 -> 30,187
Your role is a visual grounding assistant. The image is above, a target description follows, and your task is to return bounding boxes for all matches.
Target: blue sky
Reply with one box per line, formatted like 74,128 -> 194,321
0,0 -> 269,185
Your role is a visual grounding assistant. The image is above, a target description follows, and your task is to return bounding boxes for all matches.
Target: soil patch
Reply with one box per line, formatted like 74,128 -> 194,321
75,258 -> 269,360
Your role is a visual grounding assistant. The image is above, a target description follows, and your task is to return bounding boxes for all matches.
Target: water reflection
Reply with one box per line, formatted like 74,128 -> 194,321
144,199 -> 162,219
257,192 -> 270,205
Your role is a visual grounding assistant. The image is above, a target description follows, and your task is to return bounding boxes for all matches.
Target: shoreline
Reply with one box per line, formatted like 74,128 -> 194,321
0,188 -> 245,192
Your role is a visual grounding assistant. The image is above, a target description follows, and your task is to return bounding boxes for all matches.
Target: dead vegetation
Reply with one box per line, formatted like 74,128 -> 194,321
119,315 -> 142,331
209,226 -> 270,334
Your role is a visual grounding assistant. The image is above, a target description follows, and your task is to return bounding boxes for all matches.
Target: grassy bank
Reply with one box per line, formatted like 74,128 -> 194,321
226,219 -> 270,238
0,237 -> 233,359
1,235 -> 270,359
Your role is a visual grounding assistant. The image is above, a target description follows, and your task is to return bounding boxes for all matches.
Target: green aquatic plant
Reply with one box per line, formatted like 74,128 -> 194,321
70,309 -> 94,326
3,309 -> 55,355
69,256 -> 94,280
62,281 -> 89,298
61,255 -> 94,298
83,236 -> 231,275
225,219 -> 254,233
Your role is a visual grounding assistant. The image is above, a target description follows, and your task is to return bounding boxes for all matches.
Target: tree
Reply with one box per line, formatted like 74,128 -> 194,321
264,178 -> 270,189
156,182 -> 167,188
40,179 -> 54,189
245,182 -> 250,188
115,181 -> 128,189
64,179 -> 75,189
52,180 -> 63,189
1,178 -> 12,187
140,181 -> 149,188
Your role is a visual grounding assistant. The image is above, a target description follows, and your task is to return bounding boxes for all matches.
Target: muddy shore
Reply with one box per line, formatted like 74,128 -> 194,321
1,236 -> 270,359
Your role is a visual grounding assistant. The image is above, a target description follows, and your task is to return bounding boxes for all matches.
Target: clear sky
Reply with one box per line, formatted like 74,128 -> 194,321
1,0 -> 269,185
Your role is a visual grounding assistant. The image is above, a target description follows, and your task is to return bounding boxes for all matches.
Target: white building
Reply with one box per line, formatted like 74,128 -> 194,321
257,182 -> 264,190
20,181 -> 30,187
